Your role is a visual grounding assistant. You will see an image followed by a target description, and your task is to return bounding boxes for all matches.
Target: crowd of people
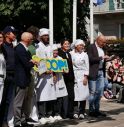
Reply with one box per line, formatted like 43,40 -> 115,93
104,55 -> 124,101
0,25 -> 121,127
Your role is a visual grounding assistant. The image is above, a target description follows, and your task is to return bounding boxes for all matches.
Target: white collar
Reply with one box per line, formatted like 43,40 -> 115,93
95,42 -> 99,47
39,41 -> 49,47
95,42 -> 101,49
20,42 -> 28,51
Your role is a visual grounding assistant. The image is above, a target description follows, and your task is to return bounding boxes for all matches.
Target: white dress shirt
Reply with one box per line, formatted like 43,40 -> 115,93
95,42 -> 105,69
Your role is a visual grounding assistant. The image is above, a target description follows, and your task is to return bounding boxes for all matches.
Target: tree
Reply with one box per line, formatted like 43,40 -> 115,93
0,0 -> 90,42
54,0 -> 73,42
77,0 -> 90,41
0,0 -> 49,29
54,0 -> 90,42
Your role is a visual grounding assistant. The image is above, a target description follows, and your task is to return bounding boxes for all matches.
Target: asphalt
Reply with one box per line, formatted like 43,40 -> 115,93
38,99 -> 124,127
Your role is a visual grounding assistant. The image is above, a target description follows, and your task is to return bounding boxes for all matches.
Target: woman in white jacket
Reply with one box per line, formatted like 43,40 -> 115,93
70,39 -> 89,119
0,32 -> 6,104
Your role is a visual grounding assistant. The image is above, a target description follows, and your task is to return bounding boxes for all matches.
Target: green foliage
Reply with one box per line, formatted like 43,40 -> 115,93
54,0 -> 90,42
0,0 -> 48,17
0,0 -> 14,16
77,0 -> 90,41
0,0 -> 90,42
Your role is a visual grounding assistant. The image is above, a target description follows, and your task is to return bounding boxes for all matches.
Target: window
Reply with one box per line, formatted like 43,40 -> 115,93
121,24 -> 124,38
114,0 -> 124,9
119,24 -> 124,38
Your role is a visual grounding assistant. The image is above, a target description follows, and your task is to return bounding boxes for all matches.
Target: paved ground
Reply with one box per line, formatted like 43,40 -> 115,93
39,99 -> 124,127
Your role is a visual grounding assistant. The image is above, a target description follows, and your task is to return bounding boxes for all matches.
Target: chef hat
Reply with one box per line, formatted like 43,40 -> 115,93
52,44 -> 58,51
39,28 -> 49,36
74,39 -> 85,47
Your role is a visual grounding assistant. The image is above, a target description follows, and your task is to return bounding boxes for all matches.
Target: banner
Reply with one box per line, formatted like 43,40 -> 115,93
32,55 -> 47,74
46,58 -> 68,72
32,55 -> 69,74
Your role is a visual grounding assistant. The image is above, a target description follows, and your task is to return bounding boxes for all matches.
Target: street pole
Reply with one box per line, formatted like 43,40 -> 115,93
73,0 -> 77,43
49,0 -> 53,45
90,0 -> 94,44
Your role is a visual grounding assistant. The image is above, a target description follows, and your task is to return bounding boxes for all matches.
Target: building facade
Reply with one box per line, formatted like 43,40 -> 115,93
94,0 -> 124,39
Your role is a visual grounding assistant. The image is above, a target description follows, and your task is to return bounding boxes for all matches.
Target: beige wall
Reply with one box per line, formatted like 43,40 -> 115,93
94,14 -> 124,38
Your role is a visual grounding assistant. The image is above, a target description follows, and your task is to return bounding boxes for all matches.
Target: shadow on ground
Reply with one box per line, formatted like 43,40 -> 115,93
86,101 -> 124,124
39,119 -> 79,127
107,107 -> 124,115
38,116 -> 115,127
37,101 -> 124,127
86,116 -> 115,124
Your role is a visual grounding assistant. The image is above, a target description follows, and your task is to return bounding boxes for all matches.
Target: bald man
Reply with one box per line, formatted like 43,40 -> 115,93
14,32 -> 37,127
87,35 -> 109,118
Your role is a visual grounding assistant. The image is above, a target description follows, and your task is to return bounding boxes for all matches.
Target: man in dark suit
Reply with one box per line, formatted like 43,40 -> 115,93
87,35 -> 109,117
14,32 -> 38,127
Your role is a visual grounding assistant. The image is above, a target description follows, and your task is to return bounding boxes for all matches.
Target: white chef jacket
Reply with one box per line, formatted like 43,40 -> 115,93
36,42 -> 56,101
0,53 -> 6,103
70,50 -> 89,101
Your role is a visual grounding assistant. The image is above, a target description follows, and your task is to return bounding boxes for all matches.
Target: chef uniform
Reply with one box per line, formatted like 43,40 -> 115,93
0,51 -> 6,104
70,39 -> 89,118
36,28 -> 56,124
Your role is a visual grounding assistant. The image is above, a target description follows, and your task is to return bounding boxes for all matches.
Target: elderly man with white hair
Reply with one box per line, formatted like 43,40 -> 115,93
36,28 -> 56,124
14,32 -> 38,127
70,39 -> 89,119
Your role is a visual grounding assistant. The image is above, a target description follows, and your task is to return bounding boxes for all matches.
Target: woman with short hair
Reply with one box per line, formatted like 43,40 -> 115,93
58,39 -> 75,119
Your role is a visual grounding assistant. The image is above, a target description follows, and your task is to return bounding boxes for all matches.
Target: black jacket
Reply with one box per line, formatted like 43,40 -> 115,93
15,43 -> 34,88
1,42 -> 15,72
87,43 -> 104,80
58,48 -> 75,85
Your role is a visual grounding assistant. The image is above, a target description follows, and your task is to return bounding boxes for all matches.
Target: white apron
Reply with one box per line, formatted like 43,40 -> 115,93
70,51 -> 89,101
0,77 -> 4,103
55,73 -> 68,98
0,53 -> 6,103
36,42 -> 56,101
54,56 -> 68,98
74,70 -> 89,101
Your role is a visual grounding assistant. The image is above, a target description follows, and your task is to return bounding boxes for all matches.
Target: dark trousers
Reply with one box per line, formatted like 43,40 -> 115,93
65,82 -> 74,118
0,74 -> 15,125
74,100 -> 86,115
37,102 -> 47,118
54,96 -> 68,117
46,101 -> 55,117
37,101 -> 55,119
37,100 -> 56,119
